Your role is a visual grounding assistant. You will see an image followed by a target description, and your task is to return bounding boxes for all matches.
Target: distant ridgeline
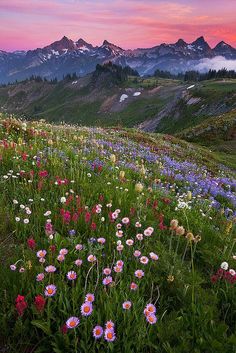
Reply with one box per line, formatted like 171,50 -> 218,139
0,62 -> 139,87
154,68 -> 236,81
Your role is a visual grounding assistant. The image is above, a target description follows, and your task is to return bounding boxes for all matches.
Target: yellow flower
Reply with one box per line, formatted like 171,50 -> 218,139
187,191 -> 192,201
167,275 -> 174,282
110,154 -> 116,164
27,260 -> 32,270
119,171 -> 125,179
135,182 -> 144,193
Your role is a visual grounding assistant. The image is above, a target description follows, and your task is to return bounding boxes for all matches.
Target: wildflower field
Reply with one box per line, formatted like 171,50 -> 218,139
0,117 -> 235,353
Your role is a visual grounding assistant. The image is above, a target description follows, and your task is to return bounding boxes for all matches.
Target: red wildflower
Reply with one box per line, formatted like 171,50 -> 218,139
61,324 -> 68,335
15,295 -> 27,316
27,237 -> 36,250
91,222 -> 97,230
85,212 -> 91,223
34,295 -> 46,313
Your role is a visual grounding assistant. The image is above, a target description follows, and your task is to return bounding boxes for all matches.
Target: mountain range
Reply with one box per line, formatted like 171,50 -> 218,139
0,36 -> 236,83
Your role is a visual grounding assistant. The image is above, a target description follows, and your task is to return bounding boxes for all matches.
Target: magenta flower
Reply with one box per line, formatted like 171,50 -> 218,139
44,284 -> 57,297
93,325 -> 103,339
66,316 -> 80,329
81,302 -> 93,316
67,271 -> 77,280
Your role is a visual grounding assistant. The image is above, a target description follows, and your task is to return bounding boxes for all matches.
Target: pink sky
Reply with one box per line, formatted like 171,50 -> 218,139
0,0 -> 236,51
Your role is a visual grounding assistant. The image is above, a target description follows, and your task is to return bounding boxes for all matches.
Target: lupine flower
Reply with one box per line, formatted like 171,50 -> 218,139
93,325 -> 103,339
44,284 -> 57,297
81,302 -> 93,316
66,317 -> 80,329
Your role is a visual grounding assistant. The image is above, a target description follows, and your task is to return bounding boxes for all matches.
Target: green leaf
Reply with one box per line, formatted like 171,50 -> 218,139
31,320 -> 51,335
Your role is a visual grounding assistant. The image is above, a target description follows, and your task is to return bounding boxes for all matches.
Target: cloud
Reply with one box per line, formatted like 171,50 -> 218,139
195,56 -> 236,72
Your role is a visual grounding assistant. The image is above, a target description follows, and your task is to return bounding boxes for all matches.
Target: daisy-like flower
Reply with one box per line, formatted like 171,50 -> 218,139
87,254 -> 97,262
134,250 -> 141,257
57,254 -> 65,262
75,244 -> 83,251
146,314 -> 157,324
67,271 -> 77,280
144,227 -> 154,237
135,222 -> 142,228
116,223 -> 122,229
97,237 -> 106,244
66,317 -> 80,329
149,252 -> 159,261
105,321 -> 115,330
135,269 -> 144,279
36,273 -> 45,281
75,259 -> 83,267
104,329 -> 116,342
102,276 -> 113,286
130,282 -> 138,290
117,244 -> 124,251
116,230 -> 123,238
116,260 -> 124,268
37,250 -> 47,258
44,284 -> 57,297
85,293 -> 95,303
145,303 -> 156,315
136,233 -> 143,241
103,268 -> 111,275
112,212 -> 118,220
45,265 -> 56,273
93,325 -> 103,339
81,302 -> 93,316
10,264 -> 16,271
140,256 -> 149,265
126,239 -> 134,246
59,248 -> 68,256
114,265 -> 123,273
122,301 -> 132,310
122,217 -> 130,225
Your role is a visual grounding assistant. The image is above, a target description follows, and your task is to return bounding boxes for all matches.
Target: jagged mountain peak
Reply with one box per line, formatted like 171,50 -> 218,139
175,39 -> 187,47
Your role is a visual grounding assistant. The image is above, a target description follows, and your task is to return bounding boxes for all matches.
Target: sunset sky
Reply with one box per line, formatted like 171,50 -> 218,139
0,0 -> 236,52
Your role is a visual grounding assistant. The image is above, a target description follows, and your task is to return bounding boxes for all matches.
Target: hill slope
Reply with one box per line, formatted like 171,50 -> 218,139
0,117 -> 235,353
1,75 -> 236,133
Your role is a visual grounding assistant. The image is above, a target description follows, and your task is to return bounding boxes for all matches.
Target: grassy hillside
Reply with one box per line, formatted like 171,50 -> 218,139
176,110 -> 236,169
0,117 -> 235,353
156,80 -> 236,134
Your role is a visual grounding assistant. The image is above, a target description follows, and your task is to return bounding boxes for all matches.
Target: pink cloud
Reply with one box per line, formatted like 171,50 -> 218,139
0,0 -> 235,51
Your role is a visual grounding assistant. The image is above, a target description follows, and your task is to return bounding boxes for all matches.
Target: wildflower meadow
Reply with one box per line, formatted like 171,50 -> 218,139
0,117 -> 235,353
